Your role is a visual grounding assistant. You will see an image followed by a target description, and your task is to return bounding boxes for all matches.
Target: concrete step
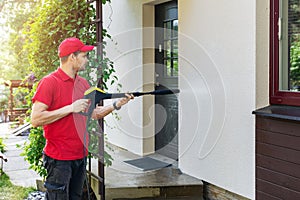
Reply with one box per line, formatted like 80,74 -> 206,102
104,167 -> 203,200
90,169 -> 203,200
91,168 -> 203,200
115,196 -> 201,200
106,183 -> 203,199
90,145 -> 203,200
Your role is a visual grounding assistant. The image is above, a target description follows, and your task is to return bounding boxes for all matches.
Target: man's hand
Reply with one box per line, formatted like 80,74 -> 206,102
115,93 -> 134,109
72,99 -> 90,113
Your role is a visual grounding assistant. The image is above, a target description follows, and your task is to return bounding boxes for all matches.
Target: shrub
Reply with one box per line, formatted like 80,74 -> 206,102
0,137 -> 5,153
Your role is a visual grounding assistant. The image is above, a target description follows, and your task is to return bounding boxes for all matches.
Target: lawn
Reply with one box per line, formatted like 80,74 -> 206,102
0,172 -> 35,200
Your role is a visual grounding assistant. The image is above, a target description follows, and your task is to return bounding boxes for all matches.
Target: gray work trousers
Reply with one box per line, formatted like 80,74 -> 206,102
43,154 -> 87,200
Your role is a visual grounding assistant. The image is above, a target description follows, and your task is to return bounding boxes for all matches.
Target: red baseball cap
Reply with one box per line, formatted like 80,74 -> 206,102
58,37 -> 94,58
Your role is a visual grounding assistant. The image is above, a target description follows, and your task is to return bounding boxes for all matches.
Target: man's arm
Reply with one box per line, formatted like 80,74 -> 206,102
91,93 -> 134,120
31,99 -> 90,127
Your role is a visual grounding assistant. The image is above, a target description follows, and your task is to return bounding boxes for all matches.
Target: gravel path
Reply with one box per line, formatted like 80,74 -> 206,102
25,191 -> 45,200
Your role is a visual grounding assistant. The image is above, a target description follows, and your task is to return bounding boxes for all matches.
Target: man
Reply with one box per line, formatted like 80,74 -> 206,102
31,37 -> 133,200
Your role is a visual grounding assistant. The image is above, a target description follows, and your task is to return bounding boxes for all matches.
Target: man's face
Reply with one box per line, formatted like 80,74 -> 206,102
74,52 -> 89,71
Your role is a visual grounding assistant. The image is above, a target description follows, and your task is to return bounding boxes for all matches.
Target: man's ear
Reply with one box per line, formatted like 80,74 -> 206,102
69,53 -> 76,61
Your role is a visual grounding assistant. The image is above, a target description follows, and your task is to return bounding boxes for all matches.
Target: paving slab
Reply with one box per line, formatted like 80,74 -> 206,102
0,122 -> 42,188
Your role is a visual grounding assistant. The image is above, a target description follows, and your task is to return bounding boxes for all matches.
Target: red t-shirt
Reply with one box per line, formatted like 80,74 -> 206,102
32,68 -> 90,160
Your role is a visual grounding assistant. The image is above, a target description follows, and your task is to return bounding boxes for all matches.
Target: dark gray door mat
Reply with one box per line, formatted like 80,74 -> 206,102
124,157 -> 172,171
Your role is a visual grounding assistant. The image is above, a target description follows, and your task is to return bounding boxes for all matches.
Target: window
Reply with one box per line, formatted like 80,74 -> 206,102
270,0 -> 300,106
164,19 -> 178,77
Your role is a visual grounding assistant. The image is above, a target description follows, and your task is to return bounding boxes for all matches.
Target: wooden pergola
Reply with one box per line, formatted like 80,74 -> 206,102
4,80 -> 33,122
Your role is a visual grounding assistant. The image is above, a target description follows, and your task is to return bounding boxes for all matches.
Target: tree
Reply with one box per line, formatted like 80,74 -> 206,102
23,0 -> 96,79
289,0 -> 300,89
0,0 -> 39,81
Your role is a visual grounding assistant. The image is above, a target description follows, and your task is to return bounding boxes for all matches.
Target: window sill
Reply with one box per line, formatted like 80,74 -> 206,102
253,105 -> 300,122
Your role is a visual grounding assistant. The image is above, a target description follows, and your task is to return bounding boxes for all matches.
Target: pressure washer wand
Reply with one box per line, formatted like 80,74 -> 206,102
80,88 -> 180,116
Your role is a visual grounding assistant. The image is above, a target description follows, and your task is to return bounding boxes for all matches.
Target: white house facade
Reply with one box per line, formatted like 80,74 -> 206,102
99,0 -> 271,199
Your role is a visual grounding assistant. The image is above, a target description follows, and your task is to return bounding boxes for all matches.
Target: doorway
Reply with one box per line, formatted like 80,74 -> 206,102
154,0 -> 178,160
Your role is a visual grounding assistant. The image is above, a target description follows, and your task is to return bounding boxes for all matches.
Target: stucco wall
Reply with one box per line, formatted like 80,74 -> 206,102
178,0 -> 255,199
103,0 -> 145,155
102,0 -> 161,155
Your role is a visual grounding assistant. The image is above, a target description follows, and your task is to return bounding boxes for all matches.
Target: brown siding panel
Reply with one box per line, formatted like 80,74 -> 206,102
256,142 -> 300,164
256,129 -> 300,151
256,191 -> 281,200
256,167 -> 300,192
256,154 -> 300,178
256,116 -> 300,136
256,115 -> 300,199
256,179 -> 300,199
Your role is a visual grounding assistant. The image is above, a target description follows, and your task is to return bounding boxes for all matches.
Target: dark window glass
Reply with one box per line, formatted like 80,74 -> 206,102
163,19 -> 178,77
